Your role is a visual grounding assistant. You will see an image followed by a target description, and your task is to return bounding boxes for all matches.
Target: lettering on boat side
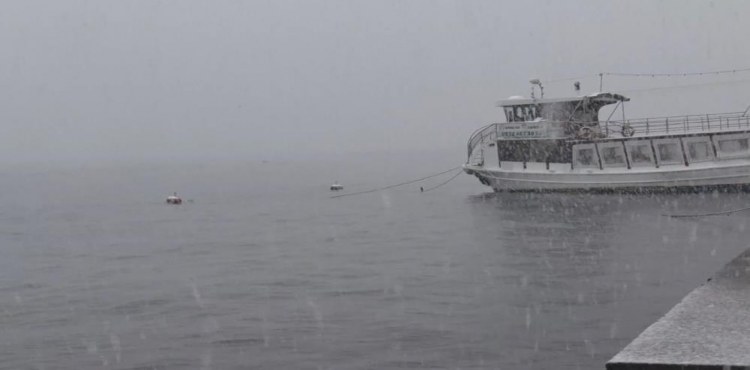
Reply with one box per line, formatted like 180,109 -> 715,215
500,131 -> 544,138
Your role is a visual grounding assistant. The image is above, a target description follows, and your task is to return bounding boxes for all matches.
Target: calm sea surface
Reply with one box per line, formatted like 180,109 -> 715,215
1,159 -> 748,369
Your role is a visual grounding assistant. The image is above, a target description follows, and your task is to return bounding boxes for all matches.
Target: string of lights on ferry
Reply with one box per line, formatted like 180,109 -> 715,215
615,78 -> 750,94
542,67 -> 750,93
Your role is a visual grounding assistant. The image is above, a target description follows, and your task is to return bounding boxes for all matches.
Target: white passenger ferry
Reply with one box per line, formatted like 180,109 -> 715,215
464,82 -> 750,192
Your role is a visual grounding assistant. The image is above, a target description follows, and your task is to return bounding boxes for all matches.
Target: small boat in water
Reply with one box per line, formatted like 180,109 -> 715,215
166,192 -> 182,204
330,182 -> 344,191
464,80 -> 750,192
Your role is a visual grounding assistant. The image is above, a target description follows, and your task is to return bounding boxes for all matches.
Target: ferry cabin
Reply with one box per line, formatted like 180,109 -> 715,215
465,92 -> 750,191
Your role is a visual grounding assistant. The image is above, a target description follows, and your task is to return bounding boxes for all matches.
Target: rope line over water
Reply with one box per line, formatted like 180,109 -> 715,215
422,169 -> 464,193
668,205 -> 750,218
330,166 -> 463,199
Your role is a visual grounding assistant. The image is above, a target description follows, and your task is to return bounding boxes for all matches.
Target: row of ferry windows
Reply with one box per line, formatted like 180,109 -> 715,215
495,134 -> 750,168
574,134 -> 750,169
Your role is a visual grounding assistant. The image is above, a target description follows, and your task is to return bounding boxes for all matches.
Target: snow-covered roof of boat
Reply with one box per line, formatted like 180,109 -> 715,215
496,92 -> 630,107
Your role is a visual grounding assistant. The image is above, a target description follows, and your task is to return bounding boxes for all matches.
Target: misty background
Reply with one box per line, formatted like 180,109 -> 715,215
1,0 -> 749,165
4,2 -> 750,368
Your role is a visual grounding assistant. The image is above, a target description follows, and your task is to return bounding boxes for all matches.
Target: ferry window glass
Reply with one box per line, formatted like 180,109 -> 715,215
600,146 -> 626,167
718,138 -> 749,153
656,143 -> 682,163
687,142 -> 712,161
576,148 -> 596,166
515,106 -> 527,122
504,107 -> 515,122
628,144 -> 654,165
528,140 -> 570,163
524,106 -> 538,121
497,141 -> 529,162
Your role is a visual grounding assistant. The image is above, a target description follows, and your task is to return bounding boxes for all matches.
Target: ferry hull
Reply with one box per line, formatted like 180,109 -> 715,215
464,163 -> 750,192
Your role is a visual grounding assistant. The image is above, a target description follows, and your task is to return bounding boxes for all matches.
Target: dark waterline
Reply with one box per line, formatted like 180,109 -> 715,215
1,162 -> 747,369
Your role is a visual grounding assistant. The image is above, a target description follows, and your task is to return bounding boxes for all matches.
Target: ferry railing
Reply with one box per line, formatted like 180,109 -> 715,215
466,123 -> 498,163
605,111 -> 750,138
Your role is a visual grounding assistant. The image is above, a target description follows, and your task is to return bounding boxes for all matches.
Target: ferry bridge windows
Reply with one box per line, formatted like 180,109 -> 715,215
504,105 -> 539,122
504,107 -> 516,122
597,142 -> 627,168
681,137 -> 715,163
653,139 -> 685,166
713,134 -> 750,159
624,141 -> 655,167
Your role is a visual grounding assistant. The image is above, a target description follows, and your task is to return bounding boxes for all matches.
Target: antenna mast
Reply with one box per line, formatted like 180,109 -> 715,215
529,79 -> 544,98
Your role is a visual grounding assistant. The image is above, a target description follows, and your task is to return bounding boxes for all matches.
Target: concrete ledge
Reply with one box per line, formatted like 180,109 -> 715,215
607,249 -> 750,370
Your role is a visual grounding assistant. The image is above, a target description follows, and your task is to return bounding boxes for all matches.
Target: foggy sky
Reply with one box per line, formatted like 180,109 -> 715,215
1,0 -> 749,164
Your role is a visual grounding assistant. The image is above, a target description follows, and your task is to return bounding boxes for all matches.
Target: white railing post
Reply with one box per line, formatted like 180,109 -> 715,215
684,116 -> 688,132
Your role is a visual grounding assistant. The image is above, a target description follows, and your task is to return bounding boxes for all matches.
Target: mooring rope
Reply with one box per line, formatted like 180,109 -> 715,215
668,206 -> 750,218
422,169 -> 464,193
330,166 -> 463,199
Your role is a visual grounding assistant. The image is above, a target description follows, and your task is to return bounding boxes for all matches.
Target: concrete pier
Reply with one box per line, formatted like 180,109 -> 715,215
607,249 -> 750,370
